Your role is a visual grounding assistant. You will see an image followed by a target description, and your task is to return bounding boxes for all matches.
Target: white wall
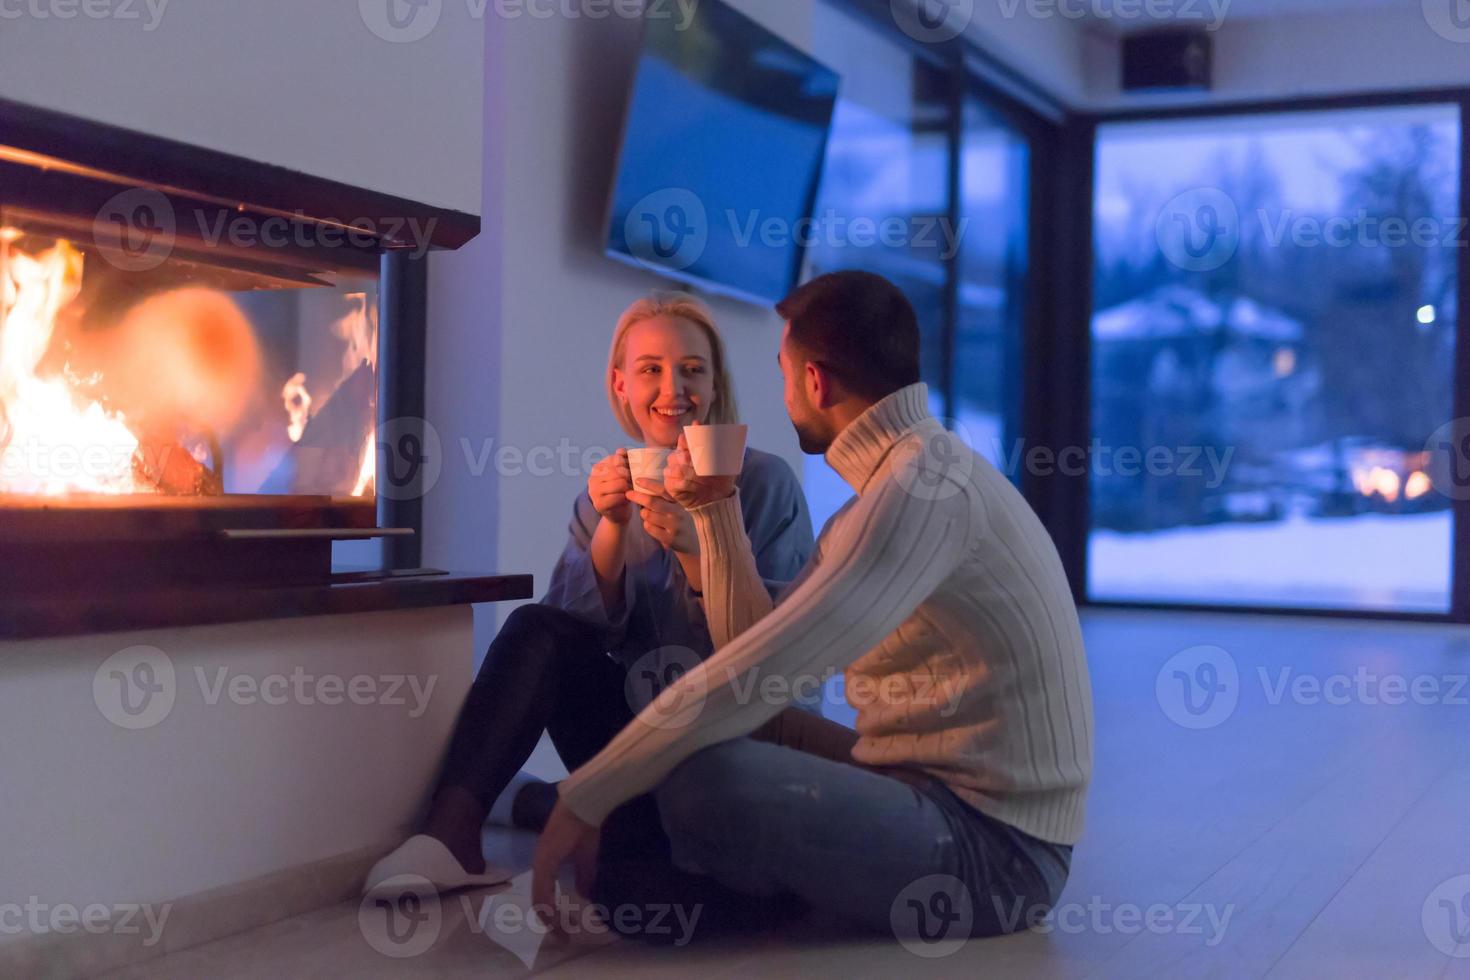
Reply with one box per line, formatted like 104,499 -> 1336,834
956,0 -> 1096,107
421,12 -> 505,636
0,0 -> 484,214
1079,6 -> 1469,111
424,2 -> 816,649
0,608 -> 470,917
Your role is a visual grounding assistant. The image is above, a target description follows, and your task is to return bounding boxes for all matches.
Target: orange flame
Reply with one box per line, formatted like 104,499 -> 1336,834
351,430 -> 375,498
0,237 -> 146,495
1,234 -> 378,500
335,293 -> 376,497
336,292 -> 377,376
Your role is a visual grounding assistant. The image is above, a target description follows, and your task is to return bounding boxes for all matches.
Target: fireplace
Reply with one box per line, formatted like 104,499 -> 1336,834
0,99 -> 492,625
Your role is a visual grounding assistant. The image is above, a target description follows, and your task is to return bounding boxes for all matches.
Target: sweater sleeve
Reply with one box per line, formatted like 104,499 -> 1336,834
690,493 -> 774,650
558,473 -> 973,826
692,452 -> 816,649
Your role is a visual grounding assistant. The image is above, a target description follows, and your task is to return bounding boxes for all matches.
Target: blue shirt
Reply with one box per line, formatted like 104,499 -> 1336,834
540,448 -> 814,708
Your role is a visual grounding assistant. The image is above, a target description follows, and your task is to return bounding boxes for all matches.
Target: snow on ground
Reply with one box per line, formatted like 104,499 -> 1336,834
1090,511 -> 1453,613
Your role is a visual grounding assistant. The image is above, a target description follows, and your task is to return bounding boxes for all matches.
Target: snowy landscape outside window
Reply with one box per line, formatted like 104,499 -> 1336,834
1088,105 -> 1460,613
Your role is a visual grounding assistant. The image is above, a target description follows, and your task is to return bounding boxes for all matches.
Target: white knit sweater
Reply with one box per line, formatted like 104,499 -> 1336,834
560,383 -> 1094,845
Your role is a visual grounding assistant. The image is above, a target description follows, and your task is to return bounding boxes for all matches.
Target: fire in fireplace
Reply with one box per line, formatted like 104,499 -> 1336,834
0,234 -> 378,500
0,97 -> 477,607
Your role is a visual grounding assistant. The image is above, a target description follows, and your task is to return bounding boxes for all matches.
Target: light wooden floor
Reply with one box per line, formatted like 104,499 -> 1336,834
111,609 -> 1470,979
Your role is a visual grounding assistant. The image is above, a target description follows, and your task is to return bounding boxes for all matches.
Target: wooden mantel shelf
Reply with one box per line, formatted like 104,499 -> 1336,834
0,570 -> 534,641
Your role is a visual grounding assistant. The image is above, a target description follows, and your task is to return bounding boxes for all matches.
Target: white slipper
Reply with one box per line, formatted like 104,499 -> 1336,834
363,834 -> 514,895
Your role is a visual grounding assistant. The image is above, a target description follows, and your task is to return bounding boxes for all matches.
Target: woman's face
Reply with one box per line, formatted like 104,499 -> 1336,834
614,314 -> 716,448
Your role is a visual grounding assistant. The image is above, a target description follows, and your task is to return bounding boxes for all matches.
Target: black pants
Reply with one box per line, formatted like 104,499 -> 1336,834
437,603 -> 667,856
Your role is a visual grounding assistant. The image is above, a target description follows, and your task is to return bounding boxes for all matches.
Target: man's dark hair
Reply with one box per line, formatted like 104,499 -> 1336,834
775,270 -> 921,403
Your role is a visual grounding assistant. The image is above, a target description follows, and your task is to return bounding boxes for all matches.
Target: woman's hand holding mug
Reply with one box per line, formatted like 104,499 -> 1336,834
589,448 -> 634,524
626,483 -> 698,555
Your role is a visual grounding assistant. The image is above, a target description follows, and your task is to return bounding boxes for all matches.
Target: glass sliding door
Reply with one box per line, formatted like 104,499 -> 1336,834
801,3 -> 953,529
1088,104 -> 1460,613
803,6 -> 949,390
955,97 -> 1030,473
800,3 -> 1036,528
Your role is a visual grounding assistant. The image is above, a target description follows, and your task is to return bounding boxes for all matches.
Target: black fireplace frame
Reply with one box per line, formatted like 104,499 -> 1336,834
0,97 -> 479,250
0,99 -> 472,584
0,100 -> 533,640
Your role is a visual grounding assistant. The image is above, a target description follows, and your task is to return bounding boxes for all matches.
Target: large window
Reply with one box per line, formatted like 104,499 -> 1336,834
1088,105 -> 1460,614
955,97 -> 1029,468
800,3 -> 1034,529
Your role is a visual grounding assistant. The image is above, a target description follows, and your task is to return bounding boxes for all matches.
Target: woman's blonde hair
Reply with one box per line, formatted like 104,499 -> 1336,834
606,291 -> 740,443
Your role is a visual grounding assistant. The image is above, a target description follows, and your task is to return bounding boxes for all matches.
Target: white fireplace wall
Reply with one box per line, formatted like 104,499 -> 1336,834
0,607 -> 471,920
0,0 -> 484,215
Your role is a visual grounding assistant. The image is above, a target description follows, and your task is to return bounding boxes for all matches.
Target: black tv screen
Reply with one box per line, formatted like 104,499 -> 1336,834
605,0 -> 839,305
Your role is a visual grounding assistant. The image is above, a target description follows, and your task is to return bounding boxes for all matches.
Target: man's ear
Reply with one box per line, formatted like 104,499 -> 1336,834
805,359 -> 837,410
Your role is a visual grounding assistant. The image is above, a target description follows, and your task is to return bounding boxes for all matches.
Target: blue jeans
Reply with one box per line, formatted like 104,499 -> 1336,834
593,709 -> 1071,942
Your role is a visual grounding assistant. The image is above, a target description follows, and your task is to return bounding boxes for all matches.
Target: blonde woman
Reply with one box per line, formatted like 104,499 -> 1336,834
370,293 -> 813,887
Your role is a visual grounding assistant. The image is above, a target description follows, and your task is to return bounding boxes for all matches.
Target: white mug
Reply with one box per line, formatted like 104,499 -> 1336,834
627,447 -> 672,485
683,424 -> 748,477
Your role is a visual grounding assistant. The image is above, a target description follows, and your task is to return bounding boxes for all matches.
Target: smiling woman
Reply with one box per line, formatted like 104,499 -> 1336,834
368,290 -> 814,889
606,292 -> 740,447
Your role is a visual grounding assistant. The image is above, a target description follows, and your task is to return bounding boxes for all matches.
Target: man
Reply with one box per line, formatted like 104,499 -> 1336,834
533,270 -> 1094,941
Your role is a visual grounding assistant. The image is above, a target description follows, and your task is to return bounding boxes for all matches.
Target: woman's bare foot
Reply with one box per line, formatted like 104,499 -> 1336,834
421,785 -> 488,875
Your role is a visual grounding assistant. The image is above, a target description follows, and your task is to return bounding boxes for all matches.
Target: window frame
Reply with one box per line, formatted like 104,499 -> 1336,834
829,9 -> 1470,622
829,0 -> 1068,502
1068,88 -> 1470,624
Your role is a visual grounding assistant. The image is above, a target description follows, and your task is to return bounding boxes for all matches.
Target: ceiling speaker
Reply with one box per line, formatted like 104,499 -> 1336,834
1122,29 -> 1212,92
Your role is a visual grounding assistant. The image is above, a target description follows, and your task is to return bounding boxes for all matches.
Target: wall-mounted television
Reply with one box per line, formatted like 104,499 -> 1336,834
605,0 -> 839,306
